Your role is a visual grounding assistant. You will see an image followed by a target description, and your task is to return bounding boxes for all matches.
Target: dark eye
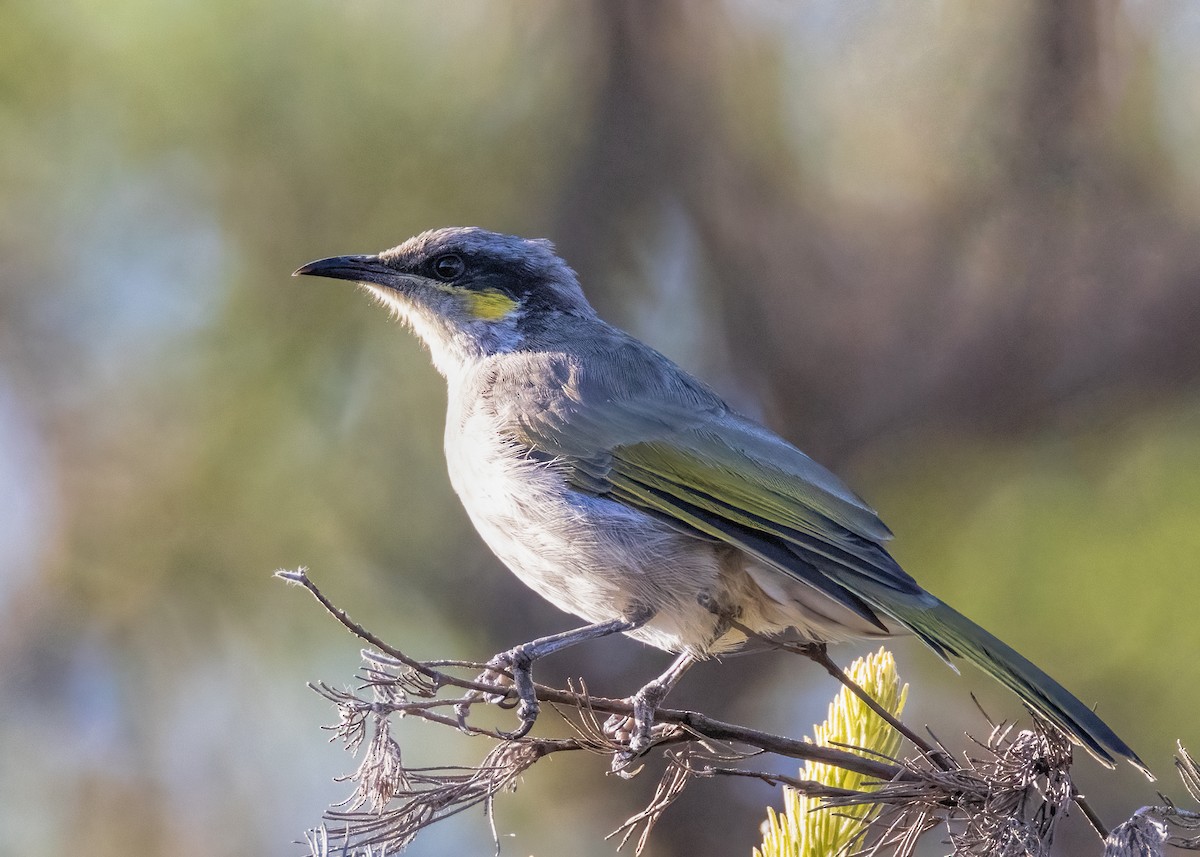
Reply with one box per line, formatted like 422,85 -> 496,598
432,254 -> 465,281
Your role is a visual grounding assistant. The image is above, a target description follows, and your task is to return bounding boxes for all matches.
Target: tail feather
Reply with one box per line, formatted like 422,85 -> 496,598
886,597 -> 1152,779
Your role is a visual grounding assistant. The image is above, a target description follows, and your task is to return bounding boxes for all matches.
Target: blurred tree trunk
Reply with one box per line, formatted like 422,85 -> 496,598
546,1 -> 1200,853
556,0 -> 1200,465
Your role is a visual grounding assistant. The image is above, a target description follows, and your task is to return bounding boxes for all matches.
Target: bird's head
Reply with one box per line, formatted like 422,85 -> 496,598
294,227 -> 595,376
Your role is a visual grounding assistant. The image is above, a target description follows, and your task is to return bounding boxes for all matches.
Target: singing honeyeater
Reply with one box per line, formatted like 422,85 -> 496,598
295,227 -> 1147,775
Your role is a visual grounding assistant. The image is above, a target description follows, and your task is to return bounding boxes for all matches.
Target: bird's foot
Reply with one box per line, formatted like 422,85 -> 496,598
454,618 -> 655,739
455,645 -> 540,739
602,678 -> 675,771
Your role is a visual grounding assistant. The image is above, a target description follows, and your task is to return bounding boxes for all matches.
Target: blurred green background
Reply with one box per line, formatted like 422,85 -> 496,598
3,1 -> 1199,855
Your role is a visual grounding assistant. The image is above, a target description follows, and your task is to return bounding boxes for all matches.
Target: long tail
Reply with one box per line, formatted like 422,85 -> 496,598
884,596 -> 1152,778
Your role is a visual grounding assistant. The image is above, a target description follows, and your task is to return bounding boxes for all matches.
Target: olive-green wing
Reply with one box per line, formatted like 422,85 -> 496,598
500,342 -> 923,632
605,428 -> 921,596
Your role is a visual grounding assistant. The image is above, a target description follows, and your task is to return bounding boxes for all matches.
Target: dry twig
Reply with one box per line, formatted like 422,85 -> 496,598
278,568 -> 1197,857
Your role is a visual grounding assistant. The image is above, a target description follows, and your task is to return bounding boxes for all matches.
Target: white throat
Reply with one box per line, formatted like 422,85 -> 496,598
361,285 -> 524,377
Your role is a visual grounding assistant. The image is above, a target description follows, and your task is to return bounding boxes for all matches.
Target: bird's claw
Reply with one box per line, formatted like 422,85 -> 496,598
475,661 -> 518,704
603,712 -> 654,754
605,713 -> 674,776
603,684 -> 671,762
455,661 -> 511,731
456,648 -> 540,737
497,708 -> 537,741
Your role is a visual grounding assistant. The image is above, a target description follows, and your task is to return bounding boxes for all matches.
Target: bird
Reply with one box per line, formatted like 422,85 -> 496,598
295,226 -> 1148,776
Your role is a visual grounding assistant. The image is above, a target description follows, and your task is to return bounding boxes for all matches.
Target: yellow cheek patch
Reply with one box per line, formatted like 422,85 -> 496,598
464,289 -> 519,320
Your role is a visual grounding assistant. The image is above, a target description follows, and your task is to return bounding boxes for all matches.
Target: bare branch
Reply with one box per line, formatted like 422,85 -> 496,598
280,568 -> 1193,857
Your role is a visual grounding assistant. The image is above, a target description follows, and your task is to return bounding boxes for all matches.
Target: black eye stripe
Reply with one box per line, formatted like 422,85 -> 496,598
421,252 -> 544,303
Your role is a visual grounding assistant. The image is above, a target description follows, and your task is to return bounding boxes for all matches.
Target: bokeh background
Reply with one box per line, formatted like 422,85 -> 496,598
3,1 -> 1200,854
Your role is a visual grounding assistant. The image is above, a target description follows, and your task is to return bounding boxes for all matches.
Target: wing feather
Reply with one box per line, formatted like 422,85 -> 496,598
495,338 -> 915,612
606,474 -> 887,630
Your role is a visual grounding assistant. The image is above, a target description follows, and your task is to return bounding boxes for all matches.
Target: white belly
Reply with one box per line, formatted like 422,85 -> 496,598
443,392 -> 893,654
445,422 -> 735,652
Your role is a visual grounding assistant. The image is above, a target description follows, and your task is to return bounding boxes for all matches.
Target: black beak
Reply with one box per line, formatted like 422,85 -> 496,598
292,254 -> 398,287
